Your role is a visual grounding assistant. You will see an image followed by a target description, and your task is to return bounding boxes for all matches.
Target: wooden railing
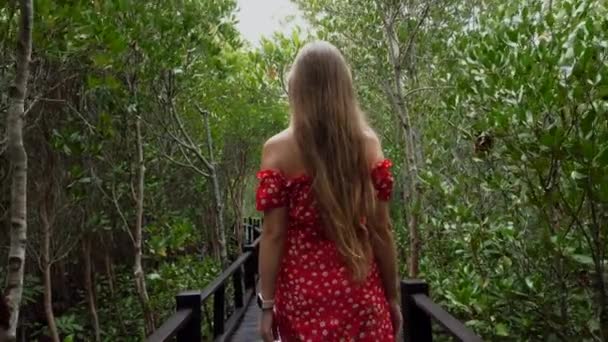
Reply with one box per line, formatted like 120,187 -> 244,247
147,218 -> 484,341
402,279 -> 483,342
146,218 -> 261,342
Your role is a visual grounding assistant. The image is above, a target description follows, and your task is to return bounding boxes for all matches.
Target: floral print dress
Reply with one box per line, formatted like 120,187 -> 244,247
255,159 -> 395,342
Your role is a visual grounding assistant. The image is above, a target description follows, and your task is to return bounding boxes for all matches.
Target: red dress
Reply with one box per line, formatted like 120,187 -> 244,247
255,159 -> 395,342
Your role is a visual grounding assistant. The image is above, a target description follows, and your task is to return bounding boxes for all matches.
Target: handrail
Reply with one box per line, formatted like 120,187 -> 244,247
146,218 -> 262,342
199,247 -> 255,301
413,294 -> 483,342
401,279 -> 484,342
146,308 -> 193,342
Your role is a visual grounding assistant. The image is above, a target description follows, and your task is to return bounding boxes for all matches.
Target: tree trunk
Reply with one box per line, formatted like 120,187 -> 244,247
104,249 -> 115,297
2,0 -> 32,339
202,111 -> 228,266
595,260 -> 608,341
133,117 -> 155,335
400,102 -> 421,278
56,261 -> 69,305
382,16 -> 422,277
232,185 -> 245,250
40,203 -> 60,342
83,237 -> 101,342
103,238 -> 128,335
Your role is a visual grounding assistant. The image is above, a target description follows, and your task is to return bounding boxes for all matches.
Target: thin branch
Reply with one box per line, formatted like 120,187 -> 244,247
400,2 -> 432,67
446,119 -> 474,139
175,137 -> 209,175
278,65 -> 289,96
90,167 -> 135,244
0,136 -> 7,156
169,102 -> 213,171
50,237 -> 79,265
381,79 -> 409,130
66,102 -> 96,133
145,116 -> 211,177
403,86 -> 452,98
157,147 -> 209,177
24,73 -> 79,115
110,185 -> 135,245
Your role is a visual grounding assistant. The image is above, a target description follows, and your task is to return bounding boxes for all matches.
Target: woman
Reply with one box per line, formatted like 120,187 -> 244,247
255,41 -> 401,342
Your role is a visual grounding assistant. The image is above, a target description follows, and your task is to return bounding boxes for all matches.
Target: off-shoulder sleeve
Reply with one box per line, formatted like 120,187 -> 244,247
371,159 -> 394,201
256,170 -> 288,211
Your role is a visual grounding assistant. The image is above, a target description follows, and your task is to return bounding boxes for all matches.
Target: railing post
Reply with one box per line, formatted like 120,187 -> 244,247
213,284 -> 225,338
176,291 -> 201,342
243,244 -> 257,290
253,218 -> 261,240
402,279 -> 432,342
244,217 -> 249,244
233,266 -> 244,308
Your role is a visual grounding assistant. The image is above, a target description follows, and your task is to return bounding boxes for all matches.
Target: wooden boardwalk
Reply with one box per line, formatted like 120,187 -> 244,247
228,298 -> 261,342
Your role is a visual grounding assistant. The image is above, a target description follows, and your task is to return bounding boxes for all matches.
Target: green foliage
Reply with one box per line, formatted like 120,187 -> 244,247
146,217 -> 198,257
92,258 -> 219,341
296,0 -> 606,340
148,256 -> 220,319
2,0 -> 286,340
6,0 -> 606,340
54,314 -> 86,340
421,0 -> 608,339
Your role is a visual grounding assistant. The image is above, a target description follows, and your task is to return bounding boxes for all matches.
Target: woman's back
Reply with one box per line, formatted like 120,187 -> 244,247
256,129 -> 395,341
256,41 -> 400,342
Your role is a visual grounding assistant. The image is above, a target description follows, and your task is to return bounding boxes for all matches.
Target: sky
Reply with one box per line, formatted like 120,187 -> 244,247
236,0 -> 308,45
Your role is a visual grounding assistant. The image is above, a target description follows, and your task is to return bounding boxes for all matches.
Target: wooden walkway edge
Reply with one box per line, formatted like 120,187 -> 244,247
228,294 -> 261,342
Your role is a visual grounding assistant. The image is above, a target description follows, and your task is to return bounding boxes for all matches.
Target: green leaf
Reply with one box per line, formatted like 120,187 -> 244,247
594,145 -> 608,167
496,323 -> 509,336
77,177 -> 92,184
597,85 -> 608,100
571,254 -> 594,266
525,277 -> 534,290
104,75 -> 121,90
570,170 -> 587,180
92,54 -> 111,67
147,273 -> 162,281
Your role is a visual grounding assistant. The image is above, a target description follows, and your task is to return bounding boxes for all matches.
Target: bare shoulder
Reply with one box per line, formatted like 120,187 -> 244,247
260,128 -> 297,170
362,126 -> 384,164
264,129 -> 292,148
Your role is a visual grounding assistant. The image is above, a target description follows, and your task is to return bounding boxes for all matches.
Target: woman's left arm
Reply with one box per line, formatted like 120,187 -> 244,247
257,141 -> 288,342
259,206 -> 288,303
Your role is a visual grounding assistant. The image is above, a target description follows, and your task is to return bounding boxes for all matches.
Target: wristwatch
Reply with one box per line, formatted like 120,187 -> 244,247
257,293 -> 275,311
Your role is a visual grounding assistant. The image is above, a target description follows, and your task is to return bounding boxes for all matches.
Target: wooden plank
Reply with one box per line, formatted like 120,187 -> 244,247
412,294 -> 484,342
228,297 -> 261,342
146,309 -> 192,342
216,289 -> 256,342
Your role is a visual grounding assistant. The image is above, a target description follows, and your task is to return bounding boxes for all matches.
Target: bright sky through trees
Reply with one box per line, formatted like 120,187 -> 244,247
236,0 -> 308,45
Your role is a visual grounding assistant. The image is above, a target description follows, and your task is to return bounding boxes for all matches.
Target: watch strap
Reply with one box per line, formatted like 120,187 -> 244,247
257,293 -> 275,310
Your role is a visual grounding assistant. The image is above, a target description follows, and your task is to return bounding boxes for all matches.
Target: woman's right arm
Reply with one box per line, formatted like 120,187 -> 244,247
366,134 -> 402,333
371,200 -> 399,303
365,132 -> 400,303
371,212 -> 402,335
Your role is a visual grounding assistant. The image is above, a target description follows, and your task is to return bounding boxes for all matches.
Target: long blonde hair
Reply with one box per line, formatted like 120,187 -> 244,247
289,41 -> 377,281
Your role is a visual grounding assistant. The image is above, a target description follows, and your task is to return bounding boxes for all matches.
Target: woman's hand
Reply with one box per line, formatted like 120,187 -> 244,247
259,309 -> 275,342
389,300 -> 403,336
